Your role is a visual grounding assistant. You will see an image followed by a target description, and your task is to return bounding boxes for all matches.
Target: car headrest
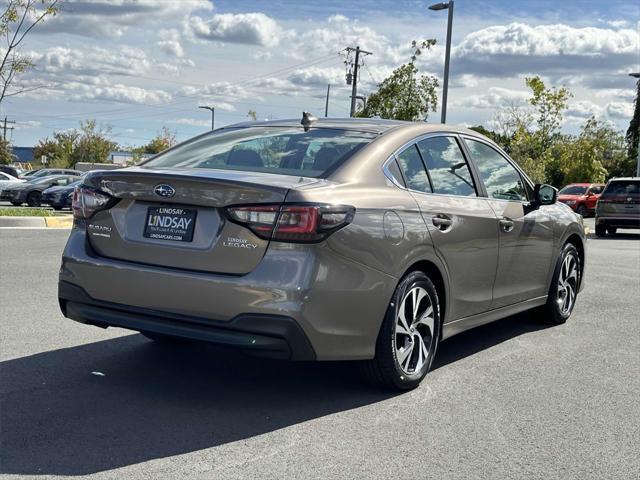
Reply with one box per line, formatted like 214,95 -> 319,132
227,149 -> 264,167
313,147 -> 339,171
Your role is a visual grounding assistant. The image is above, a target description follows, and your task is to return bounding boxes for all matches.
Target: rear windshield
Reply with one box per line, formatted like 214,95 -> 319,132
142,127 -> 378,178
602,180 -> 640,197
559,185 -> 587,195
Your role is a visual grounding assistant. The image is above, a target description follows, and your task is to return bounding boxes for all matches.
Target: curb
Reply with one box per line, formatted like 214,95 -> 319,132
0,215 -> 73,228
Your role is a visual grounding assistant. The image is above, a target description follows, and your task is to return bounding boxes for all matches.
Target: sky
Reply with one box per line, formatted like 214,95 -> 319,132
3,0 -> 639,148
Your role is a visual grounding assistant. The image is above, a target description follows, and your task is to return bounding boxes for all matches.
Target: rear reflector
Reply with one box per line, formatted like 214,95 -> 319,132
226,204 -> 354,243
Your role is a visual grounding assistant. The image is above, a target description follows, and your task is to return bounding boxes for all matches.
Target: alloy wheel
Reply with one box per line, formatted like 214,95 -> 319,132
557,253 -> 578,316
394,286 -> 435,375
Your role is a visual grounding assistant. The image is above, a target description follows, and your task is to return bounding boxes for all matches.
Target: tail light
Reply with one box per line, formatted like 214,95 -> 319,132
72,186 -> 113,219
226,204 -> 355,243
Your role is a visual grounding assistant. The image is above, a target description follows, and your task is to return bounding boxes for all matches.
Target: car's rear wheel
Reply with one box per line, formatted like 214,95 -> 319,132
26,191 -> 41,207
364,271 -> 440,390
606,226 -> 617,235
541,243 -> 580,325
595,223 -> 606,237
576,204 -> 587,217
10,201 -> 21,206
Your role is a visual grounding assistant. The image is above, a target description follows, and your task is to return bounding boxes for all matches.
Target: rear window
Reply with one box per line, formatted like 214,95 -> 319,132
602,180 -> 640,197
142,127 -> 377,178
559,185 -> 587,195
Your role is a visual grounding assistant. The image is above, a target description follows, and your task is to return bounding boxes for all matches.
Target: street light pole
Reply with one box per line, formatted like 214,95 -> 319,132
630,73 -> 640,177
199,105 -> 215,130
429,1 -> 454,124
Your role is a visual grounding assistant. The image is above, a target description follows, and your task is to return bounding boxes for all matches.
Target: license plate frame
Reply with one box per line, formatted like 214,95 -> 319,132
143,206 -> 197,243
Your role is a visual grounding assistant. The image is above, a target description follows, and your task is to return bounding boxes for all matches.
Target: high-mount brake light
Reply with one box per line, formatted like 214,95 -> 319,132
72,186 -> 113,219
225,204 -> 355,242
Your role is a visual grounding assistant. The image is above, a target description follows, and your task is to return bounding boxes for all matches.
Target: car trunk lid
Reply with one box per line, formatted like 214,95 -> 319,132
82,167 -> 319,274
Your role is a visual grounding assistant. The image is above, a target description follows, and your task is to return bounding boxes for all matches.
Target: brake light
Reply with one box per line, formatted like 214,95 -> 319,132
226,204 -> 355,243
72,186 -> 113,219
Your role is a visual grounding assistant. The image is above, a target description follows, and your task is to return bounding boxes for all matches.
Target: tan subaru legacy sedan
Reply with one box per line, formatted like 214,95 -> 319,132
59,116 -> 585,390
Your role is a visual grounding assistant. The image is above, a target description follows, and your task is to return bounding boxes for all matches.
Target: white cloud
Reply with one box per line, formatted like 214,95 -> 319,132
156,29 -> 184,58
454,87 -> 529,109
188,12 -> 281,47
606,102 -> 634,119
39,0 -> 212,38
14,120 -> 41,130
171,118 -> 211,127
453,23 -> 639,77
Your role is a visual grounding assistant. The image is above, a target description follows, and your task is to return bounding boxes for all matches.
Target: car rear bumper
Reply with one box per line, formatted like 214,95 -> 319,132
59,281 -> 316,360
58,227 -> 397,360
596,216 -> 640,229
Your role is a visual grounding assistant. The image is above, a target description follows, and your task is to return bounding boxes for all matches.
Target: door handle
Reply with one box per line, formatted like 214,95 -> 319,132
432,214 -> 453,231
499,217 -> 514,233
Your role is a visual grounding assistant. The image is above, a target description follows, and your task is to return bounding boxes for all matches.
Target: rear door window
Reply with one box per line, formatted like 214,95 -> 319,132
395,145 -> 431,193
463,138 -> 528,202
417,137 -> 476,197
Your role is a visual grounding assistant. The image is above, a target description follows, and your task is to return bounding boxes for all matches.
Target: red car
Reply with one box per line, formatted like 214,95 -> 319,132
558,183 -> 605,216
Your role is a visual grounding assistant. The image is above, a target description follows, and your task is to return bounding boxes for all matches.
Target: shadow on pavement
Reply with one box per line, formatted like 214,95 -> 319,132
1,312 -> 549,476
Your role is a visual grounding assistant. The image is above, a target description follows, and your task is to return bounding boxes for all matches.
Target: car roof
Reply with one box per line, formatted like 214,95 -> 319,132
608,177 -> 639,181
220,117 -> 484,136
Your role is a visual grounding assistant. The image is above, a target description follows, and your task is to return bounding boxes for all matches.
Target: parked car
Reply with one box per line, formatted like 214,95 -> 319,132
0,165 -> 23,178
58,118 -> 585,390
1,174 -> 79,206
595,177 -> 640,236
42,179 -> 82,209
0,171 -> 25,194
557,183 -> 605,216
19,168 -> 82,180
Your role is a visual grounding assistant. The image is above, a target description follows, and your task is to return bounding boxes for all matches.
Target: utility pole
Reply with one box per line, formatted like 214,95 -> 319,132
324,84 -> 331,117
2,116 -> 15,141
199,105 -> 215,130
345,46 -> 372,117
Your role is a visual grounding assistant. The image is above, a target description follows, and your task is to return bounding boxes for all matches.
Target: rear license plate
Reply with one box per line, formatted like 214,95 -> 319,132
144,207 -> 197,242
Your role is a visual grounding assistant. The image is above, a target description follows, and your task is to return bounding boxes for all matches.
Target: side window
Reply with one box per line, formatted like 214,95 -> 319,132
395,145 -> 431,193
590,185 -> 603,195
464,138 -> 528,202
417,137 -> 476,197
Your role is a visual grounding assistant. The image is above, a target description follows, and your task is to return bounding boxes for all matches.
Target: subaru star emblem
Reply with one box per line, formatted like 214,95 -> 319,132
154,184 -> 175,198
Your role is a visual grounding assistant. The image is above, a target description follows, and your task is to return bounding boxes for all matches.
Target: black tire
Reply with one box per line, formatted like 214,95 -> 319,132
53,206 -> 63,211
540,243 -> 581,325
363,271 -> 441,390
576,204 -> 587,217
10,201 -> 21,206
26,191 -> 41,207
595,224 -> 606,237
606,227 -> 617,235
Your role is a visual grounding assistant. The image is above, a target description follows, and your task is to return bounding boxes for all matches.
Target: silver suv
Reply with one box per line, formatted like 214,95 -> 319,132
59,118 -> 585,390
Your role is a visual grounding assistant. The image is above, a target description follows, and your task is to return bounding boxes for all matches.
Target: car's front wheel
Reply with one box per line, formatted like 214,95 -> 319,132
607,226 -> 617,235
26,191 -> 41,207
364,271 -> 440,390
541,243 -> 581,324
595,223 -> 606,237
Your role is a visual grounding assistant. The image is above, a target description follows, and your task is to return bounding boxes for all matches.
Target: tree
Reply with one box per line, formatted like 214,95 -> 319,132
138,127 -> 177,155
525,76 -> 572,150
247,110 -> 257,121
0,137 -> 13,164
33,130 -> 79,167
33,120 -> 117,168
356,40 -> 439,121
625,77 -> 639,175
70,120 -> 118,165
0,0 -> 59,106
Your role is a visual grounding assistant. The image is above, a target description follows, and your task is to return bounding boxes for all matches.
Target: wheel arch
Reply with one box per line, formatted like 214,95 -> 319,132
563,232 -> 585,289
402,259 -> 449,334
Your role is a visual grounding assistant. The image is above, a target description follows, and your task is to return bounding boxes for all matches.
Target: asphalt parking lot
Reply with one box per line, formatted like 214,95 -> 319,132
1,221 -> 639,479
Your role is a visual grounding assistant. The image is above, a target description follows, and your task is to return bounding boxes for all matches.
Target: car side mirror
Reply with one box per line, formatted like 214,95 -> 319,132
534,184 -> 557,206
